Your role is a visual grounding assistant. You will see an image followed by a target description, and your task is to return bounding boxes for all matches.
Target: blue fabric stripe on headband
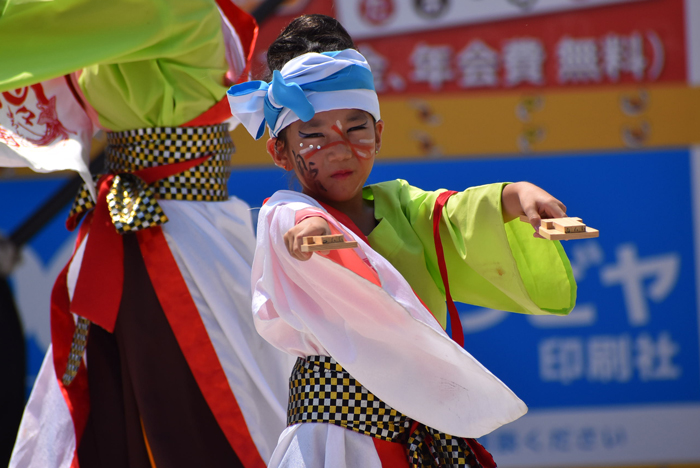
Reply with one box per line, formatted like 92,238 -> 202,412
303,65 -> 375,93
228,80 -> 268,97
263,64 -> 376,136
267,70 -> 315,125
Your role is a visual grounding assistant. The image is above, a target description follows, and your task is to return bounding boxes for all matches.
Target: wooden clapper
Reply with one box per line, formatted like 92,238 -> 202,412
301,234 -> 359,252
519,215 -> 599,240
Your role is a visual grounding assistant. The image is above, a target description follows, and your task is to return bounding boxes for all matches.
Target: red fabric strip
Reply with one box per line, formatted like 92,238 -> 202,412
466,438 -> 497,468
319,196 -> 465,343
51,213 -> 93,468
313,202 -> 441,327
215,0 -> 258,79
432,190 -> 465,348
135,154 -> 211,185
135,226 -> 266,468
183,98 -> 232,127
185,1 -> 258,127
372,438 -> 410,468
69,174 -> 123,332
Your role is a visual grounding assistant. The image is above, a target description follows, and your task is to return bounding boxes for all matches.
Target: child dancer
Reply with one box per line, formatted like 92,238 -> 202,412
228,15 -> 575,468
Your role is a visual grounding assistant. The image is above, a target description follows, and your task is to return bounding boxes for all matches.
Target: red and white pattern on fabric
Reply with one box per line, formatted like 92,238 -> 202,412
218,0 -> 258,84
0,78 -> 93,180
182,0 -> 259,128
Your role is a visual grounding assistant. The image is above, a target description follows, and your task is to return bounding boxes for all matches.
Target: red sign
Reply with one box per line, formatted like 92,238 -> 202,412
252,0 -> 686,94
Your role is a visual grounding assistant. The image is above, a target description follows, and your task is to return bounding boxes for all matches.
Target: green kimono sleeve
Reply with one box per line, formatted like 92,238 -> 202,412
0,0 -> 228,129
368,180 -> 576,324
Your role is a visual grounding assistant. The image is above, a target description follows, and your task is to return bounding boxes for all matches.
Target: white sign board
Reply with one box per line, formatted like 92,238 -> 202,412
335,0 -> 646,39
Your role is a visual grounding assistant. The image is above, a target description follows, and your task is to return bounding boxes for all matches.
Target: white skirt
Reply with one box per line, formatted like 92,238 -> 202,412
268,423 -> 384,468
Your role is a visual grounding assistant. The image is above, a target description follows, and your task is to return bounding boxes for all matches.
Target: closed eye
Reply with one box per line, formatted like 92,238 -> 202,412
299,131 -> 324,139
348,119 -> 369,132
348,124 -> 368,132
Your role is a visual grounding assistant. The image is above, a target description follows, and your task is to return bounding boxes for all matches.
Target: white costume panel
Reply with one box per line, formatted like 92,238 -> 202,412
9,348 -> 75,468
269,423 -> 383,468
159,197 -> 295,460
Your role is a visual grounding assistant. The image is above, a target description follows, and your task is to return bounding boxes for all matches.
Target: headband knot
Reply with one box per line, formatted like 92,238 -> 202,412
228,49 -> 380,139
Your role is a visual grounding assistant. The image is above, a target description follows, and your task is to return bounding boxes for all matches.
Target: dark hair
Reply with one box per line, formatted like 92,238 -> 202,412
265,14 -> 356,79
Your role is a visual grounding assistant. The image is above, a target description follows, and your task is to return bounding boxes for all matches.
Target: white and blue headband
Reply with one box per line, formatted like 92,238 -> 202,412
227,49 -> 380,139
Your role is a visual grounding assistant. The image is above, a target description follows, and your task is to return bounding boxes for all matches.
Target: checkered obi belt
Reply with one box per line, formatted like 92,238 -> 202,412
288,356 -> 485,468
68,124 -> 234,233
60,125 -> 234,387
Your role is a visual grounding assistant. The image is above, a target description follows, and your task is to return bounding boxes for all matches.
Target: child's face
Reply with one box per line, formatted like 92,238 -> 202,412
268,108 -> 383,204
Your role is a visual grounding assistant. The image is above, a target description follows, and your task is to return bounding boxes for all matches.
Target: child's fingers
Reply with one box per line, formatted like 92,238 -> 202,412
292,236 -> 313,261
522,205 -> 542,231
543,199 -> 567,218
284,231 -> 294,256
284,230 -> 307,260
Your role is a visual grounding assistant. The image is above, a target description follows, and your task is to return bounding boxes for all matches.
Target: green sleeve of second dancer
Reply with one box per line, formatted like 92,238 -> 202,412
0,0 -> 226,91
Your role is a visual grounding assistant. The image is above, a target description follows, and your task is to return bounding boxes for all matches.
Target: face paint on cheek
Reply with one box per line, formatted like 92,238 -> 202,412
300,162 -> 324,192
355,138 -> 376,158
292,150 -> 307,176
330,125 -> 375,160
307,161 -> 319,179
299,144 -> 319,158
300,140 -> 344,160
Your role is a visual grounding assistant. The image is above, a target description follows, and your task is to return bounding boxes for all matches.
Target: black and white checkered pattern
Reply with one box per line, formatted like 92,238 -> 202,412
106,174 -> 167,234
62,317 -> 90,386
288,355 -> 410,442
406,425 -> 480,468
68,124 -> 234,233
105,125 -> 233,202
288,356 -> 482,467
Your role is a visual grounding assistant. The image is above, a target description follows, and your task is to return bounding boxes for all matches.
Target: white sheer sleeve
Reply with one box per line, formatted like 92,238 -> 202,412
251,191 -> 528,438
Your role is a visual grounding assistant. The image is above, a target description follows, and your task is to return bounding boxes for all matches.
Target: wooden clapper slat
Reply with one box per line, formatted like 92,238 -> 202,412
301,234 -> 359,252
519,215 -> 599,240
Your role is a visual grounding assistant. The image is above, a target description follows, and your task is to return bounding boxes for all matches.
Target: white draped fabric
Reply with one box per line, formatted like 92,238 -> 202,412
253,191 -> 528,467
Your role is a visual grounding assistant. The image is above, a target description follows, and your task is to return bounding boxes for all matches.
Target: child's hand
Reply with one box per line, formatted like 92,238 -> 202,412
502,182 -> 567,238
284,216 -> 331,261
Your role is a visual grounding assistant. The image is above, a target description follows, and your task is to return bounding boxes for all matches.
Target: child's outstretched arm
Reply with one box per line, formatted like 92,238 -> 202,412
284,216 -> 331,261
501,182 -> 567,237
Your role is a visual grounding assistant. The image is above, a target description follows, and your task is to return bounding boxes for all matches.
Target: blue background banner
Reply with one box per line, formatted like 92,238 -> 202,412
2,146 -> 698,466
